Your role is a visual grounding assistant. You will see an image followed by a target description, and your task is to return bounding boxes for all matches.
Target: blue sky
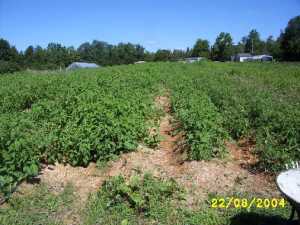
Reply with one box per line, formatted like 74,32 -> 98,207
0,0 -> 299,52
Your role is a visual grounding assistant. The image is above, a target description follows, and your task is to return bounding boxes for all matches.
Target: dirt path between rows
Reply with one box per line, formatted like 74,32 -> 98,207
106,94 -> 277,205
16,92 -> 278,223
111,95 -> 279,205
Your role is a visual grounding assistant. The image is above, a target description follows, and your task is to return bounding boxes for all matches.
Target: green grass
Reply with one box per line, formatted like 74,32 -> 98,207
83,174 -> 293,225
0,174 -> 293,225
84,173 -> 182,225
0,184 -> 75,225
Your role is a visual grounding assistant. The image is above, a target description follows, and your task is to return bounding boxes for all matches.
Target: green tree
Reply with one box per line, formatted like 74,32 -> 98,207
280,15 -> 300,61
46,43 -> 70,69
0,39 -> 12,61
213,32 -> 233,61
30,46 -> 47,69
0,39 -> 22,73
191,39 -> 210,58
135,44 -> 145,61
0,38 -> 20,62
24,45 -> 34,67
90,40 -> 112,66
266,36 -> 281,59
232,41 -> 245,55
109,45 -> 121,65
116,43 -> 137,64
154,49 -> 171,61
143,51 -> 155,62
66,46 -> 80,65
186,47 -> 192,57
244,29 -> 265,54
0,60 -> 21,74
171,49 -> 186,61
78,42 -> 93,62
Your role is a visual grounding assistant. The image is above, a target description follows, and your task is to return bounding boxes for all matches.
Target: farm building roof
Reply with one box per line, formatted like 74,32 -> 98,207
236,53 -> 252,57
66,62 -> 100,70
184,57 -> 205,63
252,55 -> 273,59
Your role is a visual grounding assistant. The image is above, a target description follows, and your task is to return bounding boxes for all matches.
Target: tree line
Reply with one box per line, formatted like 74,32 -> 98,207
192,15 -> 300,62
0,15 -> 299,74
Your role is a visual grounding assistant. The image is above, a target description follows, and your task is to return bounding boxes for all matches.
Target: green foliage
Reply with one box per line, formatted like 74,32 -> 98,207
0,38 -> 22,74
0,39 -> 20,62
0,184 -> 75,225
0,39 -> 12,61
85,174 -> 291,225
192,39 -> 210,58
0,60 -> 21,74
280,15 -> 300,61
212,32 -> 234,61
78,41 -> 146,66
170,79 -> 228,160
147,62 -> 299,170
266,36 -> 281,59
244,29 -> 266,55
0,61 -> 299,197
154,49 -> 172,61
171,49 -> 188,60
0,174 -> 291,225
194,62 -> 300,171
0,65 -> 160,196
84,174 -> 186,225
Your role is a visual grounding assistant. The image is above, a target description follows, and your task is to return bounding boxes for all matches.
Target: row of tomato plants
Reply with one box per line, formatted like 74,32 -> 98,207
0,65 -> 161,196
168,62 -> 300,172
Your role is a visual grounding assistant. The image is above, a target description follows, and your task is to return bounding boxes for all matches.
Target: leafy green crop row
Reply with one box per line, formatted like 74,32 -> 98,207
0,66 -> 160,195
170,78 -> 228,160
159,62 -> 299,170
0,62 -> 299,196
194,63 -> 300,171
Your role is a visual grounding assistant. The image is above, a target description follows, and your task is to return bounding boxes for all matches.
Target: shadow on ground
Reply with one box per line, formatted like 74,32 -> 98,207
230,212 -> 298,225
26,177 -> 41,184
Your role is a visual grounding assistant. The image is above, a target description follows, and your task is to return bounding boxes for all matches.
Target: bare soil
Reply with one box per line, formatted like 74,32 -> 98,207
36,163 -> 104,201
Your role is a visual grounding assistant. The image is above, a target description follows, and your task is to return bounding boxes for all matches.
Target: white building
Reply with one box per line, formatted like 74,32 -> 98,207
231,53 -> 253,62
66,62 -> 100,70
134,61 -> 146,64
231,54 -> 273,62
184,57 -> 205,63
252,55 -> 273,61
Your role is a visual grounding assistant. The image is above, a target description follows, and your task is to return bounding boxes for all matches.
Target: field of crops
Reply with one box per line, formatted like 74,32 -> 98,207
0,62 -> 300,198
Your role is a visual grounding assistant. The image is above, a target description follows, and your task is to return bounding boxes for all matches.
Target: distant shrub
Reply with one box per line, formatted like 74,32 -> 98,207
0,60 -> 21,74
